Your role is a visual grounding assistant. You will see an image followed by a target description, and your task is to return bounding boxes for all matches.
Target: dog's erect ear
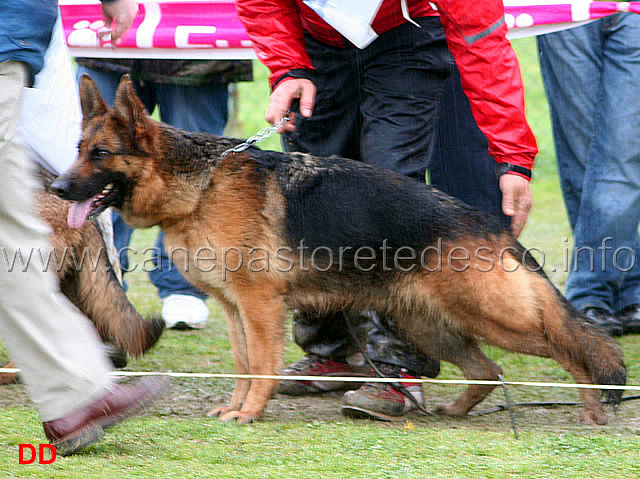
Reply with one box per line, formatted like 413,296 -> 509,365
113,74 -> 148,126
79,74 -> 109,128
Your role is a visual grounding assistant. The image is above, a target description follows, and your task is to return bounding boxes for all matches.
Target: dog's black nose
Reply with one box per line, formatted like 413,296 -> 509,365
50,177 -> 72,198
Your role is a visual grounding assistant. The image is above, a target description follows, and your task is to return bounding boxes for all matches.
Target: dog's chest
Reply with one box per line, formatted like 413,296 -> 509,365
161,229 -> 231,293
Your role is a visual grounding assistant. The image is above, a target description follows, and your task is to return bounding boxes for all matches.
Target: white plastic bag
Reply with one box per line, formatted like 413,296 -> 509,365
19,13 -> 82,175
18,16 -> 122,282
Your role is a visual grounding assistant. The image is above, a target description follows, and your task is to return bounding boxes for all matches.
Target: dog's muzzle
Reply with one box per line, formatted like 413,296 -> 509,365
50,176 -> 73,199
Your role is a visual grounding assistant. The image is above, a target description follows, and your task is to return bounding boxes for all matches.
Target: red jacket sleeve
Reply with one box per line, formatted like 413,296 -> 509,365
436,0 -> 538,172
235,0 -> 314,88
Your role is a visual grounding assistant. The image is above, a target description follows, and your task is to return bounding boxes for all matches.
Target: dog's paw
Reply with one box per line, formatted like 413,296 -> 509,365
433,404 -> 467,417
207,406 -> 237,418
207,406 -> 260,424
578,410 -> 608,425
217,410 -> 258,424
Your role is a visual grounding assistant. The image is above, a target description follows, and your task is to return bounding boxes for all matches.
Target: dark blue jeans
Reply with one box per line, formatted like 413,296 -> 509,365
76,66 -> 229,299
284,18 -> 505,376
538,14 -> 640,313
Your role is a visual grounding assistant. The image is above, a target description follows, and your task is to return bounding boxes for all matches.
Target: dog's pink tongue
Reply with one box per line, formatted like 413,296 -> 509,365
67,200 -> 93,229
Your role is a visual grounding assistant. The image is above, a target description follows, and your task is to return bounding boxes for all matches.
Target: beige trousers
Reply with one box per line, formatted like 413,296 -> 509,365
0,60 -> 112,422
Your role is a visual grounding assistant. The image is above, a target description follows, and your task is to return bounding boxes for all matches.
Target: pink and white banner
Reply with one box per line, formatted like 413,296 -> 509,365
503,0 -> 640,38
59,1 -> 640,58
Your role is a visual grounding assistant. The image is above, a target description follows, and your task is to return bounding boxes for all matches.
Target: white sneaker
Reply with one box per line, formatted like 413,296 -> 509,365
162,294 -> 209,329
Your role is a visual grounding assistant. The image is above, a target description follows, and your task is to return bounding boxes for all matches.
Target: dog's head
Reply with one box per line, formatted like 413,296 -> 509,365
52,74 -> 158,228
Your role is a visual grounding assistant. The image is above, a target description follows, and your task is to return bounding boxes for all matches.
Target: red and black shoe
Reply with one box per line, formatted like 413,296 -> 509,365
341,363 -> 423,421
276,354 -> 370,396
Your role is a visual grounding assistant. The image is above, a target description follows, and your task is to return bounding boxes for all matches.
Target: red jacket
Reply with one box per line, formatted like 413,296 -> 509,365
236,0 -> 537,172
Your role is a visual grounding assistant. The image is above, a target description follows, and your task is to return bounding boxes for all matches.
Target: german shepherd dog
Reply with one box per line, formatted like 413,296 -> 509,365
0,165 -> 164,385
52,75 -> 626,425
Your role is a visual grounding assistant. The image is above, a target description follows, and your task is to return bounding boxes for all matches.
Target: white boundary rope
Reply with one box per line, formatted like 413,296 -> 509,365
2,368 -> 639,391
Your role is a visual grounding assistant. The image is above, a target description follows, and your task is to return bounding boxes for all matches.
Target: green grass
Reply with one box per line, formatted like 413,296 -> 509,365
3,416 -> 640,478
2,38 -> 640,478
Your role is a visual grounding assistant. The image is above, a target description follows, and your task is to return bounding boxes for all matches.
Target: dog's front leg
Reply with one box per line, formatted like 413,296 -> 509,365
216,284 -> 287,424
208,303 -> 251,419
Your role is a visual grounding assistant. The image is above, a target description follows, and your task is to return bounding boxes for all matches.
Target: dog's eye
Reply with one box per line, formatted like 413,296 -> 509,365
91,148 -> 111,162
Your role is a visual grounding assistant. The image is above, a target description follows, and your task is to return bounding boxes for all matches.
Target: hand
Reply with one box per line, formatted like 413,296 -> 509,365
266,78 -> 316,133
499,173 -> 532,238
101,0 -> 139,44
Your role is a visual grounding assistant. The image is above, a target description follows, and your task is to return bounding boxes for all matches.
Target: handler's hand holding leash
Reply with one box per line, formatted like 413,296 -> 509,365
267,78 -> 317,133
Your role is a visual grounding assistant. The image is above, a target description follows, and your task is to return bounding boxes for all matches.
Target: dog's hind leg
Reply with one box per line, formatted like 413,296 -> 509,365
432,338 -> 503,417
423,248 -> 624,424
550,351 -> 608,425
474,269 -> 622,425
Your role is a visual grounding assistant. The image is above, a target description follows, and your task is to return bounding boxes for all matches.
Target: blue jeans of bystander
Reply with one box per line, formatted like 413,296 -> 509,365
538,13 -> 640,313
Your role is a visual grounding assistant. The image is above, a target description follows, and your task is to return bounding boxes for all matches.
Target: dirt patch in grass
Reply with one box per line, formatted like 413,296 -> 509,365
3,374 -> 637,437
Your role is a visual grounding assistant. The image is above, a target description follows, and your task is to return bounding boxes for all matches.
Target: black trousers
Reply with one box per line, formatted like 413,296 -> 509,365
284,17 -> 507,376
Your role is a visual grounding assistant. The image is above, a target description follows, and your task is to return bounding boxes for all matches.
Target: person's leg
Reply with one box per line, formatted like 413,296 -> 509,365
358,17 -> 450,180
0,62 -> 168,456
0,61 -> 111,420
538,22 -> 616,334
538,17 -> 640,335
354,17 -> 448,373
282,33 -> 363,160
287,21 -> 448,373
537,25 -> 602,233
341,19 -> 449,419
76,65 -> 153,107
281,22 -> 445,406
577,15 -> 640,325
283,34 -> 363,348
150,80 -> 228,300
144,81 -> 230,327
148,230 -> 208,303
429,63 -> 508,224
275,36 -> 374,393
112,212 -> 134,278
154,80 -> 229,135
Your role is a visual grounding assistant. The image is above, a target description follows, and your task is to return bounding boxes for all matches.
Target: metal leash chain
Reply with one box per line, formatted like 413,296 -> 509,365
222,117 -> 290,157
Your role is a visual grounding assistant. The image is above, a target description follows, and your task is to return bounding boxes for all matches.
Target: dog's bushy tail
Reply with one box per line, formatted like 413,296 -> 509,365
58,223 -> 165,357
555,296 -> 626,404
73,251 -> 165,357
86,288 -> 165,358
522,249 -> 626,404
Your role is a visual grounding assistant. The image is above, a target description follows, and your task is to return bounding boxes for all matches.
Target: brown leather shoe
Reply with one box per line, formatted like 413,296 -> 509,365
0,361 -> 19,385
43,375 -> 170,456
